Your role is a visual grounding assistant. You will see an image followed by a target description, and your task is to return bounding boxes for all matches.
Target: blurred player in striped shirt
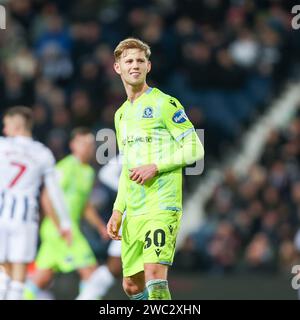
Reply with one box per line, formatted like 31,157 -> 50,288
0,106 -> 71,300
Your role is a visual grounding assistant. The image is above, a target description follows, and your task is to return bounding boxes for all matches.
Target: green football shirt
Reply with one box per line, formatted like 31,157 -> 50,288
113,87 -> 203,217
40,155 -> 95,238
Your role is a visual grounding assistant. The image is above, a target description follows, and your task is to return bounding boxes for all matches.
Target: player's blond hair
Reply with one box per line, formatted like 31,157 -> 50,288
114,38 -> 151,61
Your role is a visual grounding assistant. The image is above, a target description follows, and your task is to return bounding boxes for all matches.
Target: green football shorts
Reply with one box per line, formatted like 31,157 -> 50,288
35,230 -> 97,273
121,210 -> 182,277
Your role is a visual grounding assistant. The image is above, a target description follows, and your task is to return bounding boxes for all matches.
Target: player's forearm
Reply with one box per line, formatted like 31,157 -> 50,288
44,171 -> 71,229
156,131 -> 204,173
41,188 -> 60,230
113,165 -> 127,214
84,202 -> 105,230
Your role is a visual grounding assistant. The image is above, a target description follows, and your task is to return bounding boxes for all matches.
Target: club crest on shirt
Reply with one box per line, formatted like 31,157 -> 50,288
172,109 -> 188,123
142,107 -> 153,118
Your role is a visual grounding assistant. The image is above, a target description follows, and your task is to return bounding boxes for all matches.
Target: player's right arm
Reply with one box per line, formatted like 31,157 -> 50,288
107,110 -> 126,240
107,210 -> 122,240
112,109 -> 127,215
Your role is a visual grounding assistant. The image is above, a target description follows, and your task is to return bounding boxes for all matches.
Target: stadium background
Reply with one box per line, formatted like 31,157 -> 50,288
0,0 -> 300,299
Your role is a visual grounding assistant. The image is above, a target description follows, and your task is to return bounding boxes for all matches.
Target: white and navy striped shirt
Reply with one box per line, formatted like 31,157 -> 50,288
0,136 -> 55,224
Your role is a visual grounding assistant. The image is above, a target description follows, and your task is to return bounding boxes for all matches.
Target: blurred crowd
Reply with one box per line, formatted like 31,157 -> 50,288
176,108 -> 300,274
1,0 -> 299,159
0,0 -> 300,273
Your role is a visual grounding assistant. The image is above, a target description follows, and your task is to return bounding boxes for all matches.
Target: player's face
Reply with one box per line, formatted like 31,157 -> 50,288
114,49 -> 151,87
71,134 -> 95,163
3,116 -> 21,137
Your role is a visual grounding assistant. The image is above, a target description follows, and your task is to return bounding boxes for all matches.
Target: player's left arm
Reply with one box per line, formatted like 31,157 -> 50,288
83,202 -> 110,240
42,150 -> 72,232
129,97 -> 204,184
156,97 -> 204,173
41,187 -> 60,230
41,187 -> 72,246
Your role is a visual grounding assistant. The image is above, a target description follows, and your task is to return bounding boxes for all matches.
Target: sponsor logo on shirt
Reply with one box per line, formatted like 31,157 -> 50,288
122,136 -> 152,145
172,109 -> 188,123
142,107 -> 153,118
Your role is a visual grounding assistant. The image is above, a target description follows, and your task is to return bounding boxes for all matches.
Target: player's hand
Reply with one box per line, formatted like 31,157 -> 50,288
98,224 -> 110,241
60,228 -> 73,246
107,210 -> 122,240
129,164 -> 158,185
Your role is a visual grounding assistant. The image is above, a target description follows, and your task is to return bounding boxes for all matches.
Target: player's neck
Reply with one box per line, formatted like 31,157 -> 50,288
125,83 -> 149,103
14,130 -> 32,138
73,154 -> 88,164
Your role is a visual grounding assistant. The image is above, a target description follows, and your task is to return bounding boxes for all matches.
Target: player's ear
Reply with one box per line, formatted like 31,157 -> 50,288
147,61 -> 151,73
114,62 -> 121,75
